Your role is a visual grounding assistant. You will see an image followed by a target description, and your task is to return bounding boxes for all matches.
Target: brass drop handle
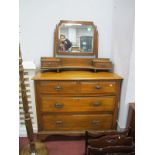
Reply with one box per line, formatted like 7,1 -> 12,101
92,102 -> 102,107
54,103 -> 64,109
91,120 -> 101,126
55,85 -> 62,91
55,120 -> 63,127
95,85 -> 102,89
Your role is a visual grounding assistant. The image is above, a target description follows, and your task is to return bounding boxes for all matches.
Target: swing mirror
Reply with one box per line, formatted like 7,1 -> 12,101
54,20 -> 98,58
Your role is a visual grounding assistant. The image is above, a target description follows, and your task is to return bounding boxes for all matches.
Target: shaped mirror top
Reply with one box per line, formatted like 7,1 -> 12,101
54,20 -> 98,58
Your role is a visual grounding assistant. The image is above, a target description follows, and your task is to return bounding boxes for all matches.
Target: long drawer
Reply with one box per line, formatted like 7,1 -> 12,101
42,114 -> 113,131
40,96 -> 115,112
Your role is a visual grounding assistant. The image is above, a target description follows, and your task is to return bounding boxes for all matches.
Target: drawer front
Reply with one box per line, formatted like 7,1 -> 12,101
40,96 -> 115,112
42,114 -> 113,131
80,81 -> 116,94
41,60 -> 60,67
38,81 -> 78,94
94,62 -> 112,69
42,61 -> 58,67
78,97 -> 115,112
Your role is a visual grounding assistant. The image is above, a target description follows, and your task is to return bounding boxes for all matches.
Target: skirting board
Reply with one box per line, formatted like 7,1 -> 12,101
117,121 -> 126,131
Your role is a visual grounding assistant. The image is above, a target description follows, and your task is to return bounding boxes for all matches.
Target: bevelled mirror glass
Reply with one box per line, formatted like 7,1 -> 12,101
59,24 -> 94,52
54,20 -> 98,57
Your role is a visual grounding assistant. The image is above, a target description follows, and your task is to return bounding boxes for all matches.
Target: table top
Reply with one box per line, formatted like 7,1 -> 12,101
33,71 -> 123,81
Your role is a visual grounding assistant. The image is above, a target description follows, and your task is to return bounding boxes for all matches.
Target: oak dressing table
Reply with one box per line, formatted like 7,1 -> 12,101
33,20 -> 123,139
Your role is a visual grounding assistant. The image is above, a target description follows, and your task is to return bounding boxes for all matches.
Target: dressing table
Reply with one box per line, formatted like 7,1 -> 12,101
33,20 -> 123,139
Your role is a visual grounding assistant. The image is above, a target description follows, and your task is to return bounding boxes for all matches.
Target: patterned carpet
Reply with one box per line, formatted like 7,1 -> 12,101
19,137 -> 85,155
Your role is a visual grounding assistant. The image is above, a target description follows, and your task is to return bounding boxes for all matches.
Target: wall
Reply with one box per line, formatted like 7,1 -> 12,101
111,0 -> 135,128
20,0 -> 135,129
19,0 -> 114,67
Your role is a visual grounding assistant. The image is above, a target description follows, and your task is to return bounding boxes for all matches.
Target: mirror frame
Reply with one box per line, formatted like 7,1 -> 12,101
53,20 -> 98,58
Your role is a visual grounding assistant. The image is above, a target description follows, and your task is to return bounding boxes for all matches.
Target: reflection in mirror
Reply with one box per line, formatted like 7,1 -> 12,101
58,23 -> 94,53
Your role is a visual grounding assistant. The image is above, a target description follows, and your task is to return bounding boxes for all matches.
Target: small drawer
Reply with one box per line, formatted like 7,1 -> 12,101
92,59 -> 112,70
42,61 -> 59,67
80,81 -> 116,94
93,62 -> 112,69
40,96 -> 115,112
41,58 -> 61,68
42,114 -> 113,131
38,81 -> 78,94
